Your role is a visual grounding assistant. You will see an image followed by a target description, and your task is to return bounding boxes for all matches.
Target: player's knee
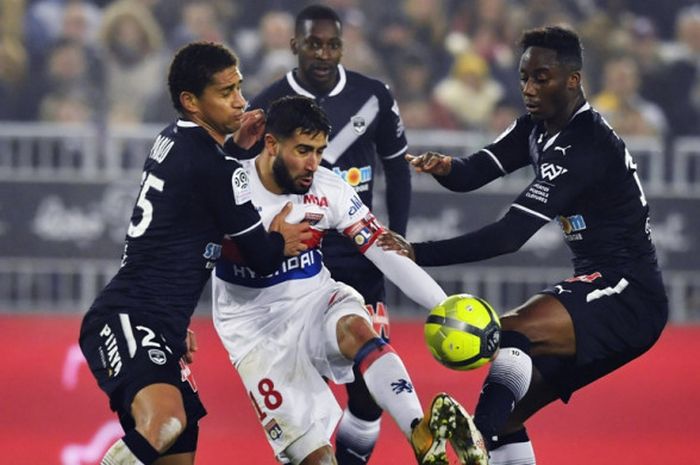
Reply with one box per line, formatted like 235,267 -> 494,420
139,412 -> 187,452
336,314 -> 376,358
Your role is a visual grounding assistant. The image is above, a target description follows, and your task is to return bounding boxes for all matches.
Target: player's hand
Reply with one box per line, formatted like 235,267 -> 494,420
269,202 -> 312,256
184,328 -> 197,364
233,109 -> 266,149
405,152 -> 452,176
376,230 -> 415,261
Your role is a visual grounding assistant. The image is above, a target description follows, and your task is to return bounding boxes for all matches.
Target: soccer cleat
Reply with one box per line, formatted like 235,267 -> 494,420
450,402 -> 489,465
410,393 -> 457,465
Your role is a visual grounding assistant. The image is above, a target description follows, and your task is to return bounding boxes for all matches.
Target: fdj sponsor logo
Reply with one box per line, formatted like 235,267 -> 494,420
99,324 -> 123,377
332,165 -> 372,187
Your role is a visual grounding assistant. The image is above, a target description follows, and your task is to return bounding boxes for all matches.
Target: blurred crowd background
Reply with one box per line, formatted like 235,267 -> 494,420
1,0 -> 699,139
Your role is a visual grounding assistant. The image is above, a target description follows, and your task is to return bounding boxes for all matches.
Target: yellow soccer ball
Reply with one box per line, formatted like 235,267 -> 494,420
424,294 -> 501,370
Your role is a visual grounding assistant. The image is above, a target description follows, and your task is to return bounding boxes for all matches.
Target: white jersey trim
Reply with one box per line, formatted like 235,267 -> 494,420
228,218 -> 262,237
323,95 -> 380,164
482,149 -> 507,175
286,65 -> 348,99
511,203 -> 552,222
382,145 -> 409,160
176,120 -> 199,128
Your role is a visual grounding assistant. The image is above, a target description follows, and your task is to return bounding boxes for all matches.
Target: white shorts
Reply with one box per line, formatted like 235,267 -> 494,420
219,281 -> 370,463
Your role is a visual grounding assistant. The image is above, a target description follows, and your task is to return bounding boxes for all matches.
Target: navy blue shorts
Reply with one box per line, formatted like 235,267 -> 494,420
535,269 -> 668,402
79,311 -> 206,449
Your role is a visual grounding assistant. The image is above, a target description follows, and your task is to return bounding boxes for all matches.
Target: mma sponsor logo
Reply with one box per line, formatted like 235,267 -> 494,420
303,194 -> 329,207
540,163 -> 568,181
99,324 -> 123,377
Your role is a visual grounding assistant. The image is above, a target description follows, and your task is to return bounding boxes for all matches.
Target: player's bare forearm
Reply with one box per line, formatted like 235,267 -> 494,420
376,230 -> 415,261
405,152 -> 452,176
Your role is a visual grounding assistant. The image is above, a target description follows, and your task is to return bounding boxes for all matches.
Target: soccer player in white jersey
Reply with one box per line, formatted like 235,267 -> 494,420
212,95 -> 464,465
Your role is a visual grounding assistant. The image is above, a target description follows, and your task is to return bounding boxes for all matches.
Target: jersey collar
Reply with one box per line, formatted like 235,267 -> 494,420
540,102 -> 591,151
286,65 -> 347,98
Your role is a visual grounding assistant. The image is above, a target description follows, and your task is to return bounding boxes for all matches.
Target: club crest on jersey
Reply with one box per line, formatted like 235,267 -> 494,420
540,163 -> 568,181
303,212 -> 324,225
352,116 -> 367,135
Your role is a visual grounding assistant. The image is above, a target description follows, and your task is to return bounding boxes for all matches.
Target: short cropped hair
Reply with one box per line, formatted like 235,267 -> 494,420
266,95 -> 331,140
520,26 -> 583,71
168,42 -> 238,114
295,4 -> 342,36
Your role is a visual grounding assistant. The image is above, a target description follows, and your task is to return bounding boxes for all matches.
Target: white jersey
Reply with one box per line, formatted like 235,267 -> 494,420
213,158 -> 376,362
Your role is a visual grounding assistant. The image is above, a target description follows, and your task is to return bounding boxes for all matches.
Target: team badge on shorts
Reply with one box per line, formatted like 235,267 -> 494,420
148,348 -> 167,365
264,419 -> 284,441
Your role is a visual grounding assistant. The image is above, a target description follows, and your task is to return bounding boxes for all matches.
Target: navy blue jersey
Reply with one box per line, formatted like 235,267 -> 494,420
232,65 -> 410,270
487,103 -> 658,273
415,103 -> 665,298
86,120 -> 264,339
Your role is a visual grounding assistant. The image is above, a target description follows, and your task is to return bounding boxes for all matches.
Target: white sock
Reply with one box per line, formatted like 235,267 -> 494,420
101,439 -> 144,465
490,441 -> 536,465
361,351 -> 423,439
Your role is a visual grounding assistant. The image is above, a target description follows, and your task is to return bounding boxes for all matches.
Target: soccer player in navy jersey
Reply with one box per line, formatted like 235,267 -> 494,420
379,26 -> 669,465
226,5 -> 411,464
78,42 -> 310,465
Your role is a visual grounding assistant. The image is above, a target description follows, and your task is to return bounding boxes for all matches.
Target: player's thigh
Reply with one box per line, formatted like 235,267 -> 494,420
79,312 -> 206,437
500,293 -> 576,357
299,445 -> 336,465
236,335 -> 340,461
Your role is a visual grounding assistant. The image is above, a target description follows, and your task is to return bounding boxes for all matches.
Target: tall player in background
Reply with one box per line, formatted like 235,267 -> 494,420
213,95 -> 460,465
380,26 -> 668,465
79,42 -> 310,465
226,6 -> 411,462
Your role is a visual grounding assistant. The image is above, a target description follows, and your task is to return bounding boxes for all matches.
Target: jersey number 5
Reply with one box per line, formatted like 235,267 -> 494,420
128,173 -> 165,238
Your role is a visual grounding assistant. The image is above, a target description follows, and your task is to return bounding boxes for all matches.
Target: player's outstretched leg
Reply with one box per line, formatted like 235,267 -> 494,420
335,367 -> 382,465
410,393 -> 457,465
449,400 -> 489,465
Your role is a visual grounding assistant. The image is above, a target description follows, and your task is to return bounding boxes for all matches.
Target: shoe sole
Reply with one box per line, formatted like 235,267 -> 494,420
450,402 -> 489,465
420,393 -> 457,465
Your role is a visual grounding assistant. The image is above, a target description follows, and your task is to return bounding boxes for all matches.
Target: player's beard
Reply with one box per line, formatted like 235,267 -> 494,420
272,155 -> 311,194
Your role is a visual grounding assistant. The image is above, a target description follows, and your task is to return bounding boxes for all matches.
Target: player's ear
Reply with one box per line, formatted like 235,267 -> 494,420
264,133 -> 279,154
180,91 -> 198,114
290,36 -> 299,55
567,70 -> 581,90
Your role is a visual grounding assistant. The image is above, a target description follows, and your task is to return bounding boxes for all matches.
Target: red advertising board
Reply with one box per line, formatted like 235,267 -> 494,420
1,315 -> 698,465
